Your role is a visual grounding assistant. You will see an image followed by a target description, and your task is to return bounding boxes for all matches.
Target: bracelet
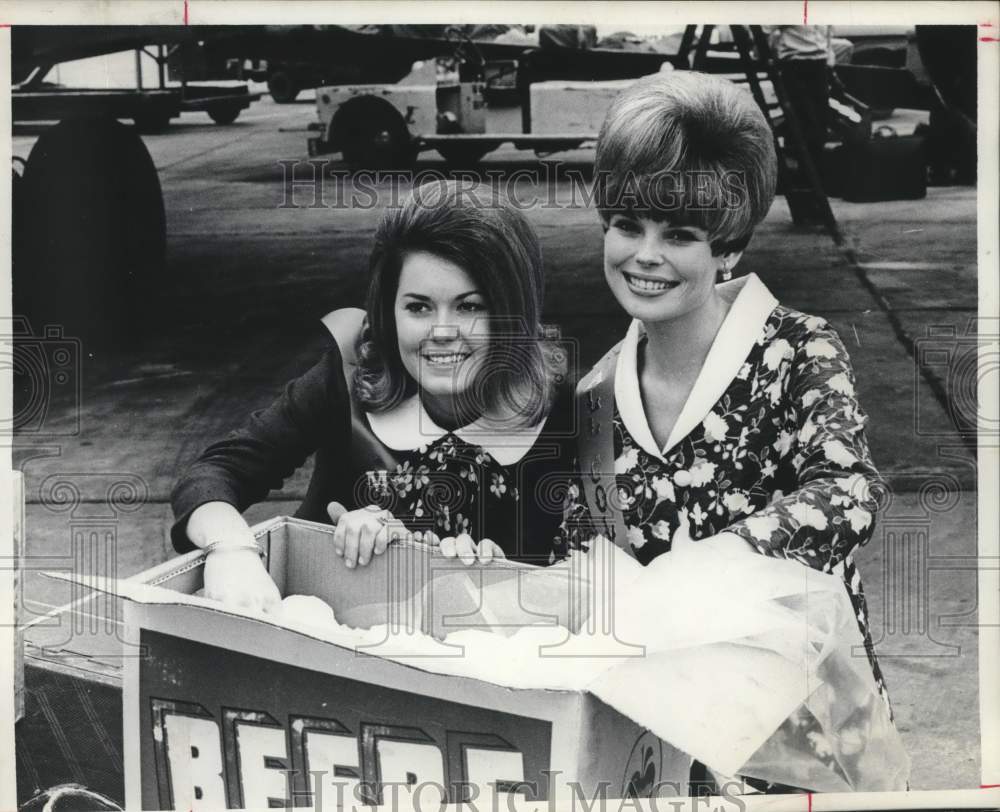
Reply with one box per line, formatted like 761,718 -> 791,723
202,540 -> 265,558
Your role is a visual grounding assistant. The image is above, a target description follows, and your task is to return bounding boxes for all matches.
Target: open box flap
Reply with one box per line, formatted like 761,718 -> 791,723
42,560 -> 611,692
37,515 -> 601,692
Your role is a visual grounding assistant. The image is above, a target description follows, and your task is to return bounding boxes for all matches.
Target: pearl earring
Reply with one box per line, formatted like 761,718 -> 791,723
719,260 -> 732,282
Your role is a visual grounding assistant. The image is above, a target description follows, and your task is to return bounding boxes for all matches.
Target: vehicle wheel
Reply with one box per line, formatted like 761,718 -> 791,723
437,144 -> 492,166
132,111 -> 172,134
12,162 -> 28,320
19,117 -> 166,345
335,97 -> 415,170
268,71 -> 300,103
12,160 -> 25,250
208,102 -> 242,125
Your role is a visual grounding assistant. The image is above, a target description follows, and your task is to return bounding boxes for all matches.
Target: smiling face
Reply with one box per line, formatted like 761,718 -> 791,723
394,251 -> 491,410
603,213 -> 738,327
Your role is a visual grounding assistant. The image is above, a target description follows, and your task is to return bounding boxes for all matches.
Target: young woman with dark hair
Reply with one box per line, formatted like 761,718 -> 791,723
170,181 -> 574,613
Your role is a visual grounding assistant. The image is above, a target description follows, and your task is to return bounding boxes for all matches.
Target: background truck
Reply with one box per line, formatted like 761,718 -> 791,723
307,54 -> 662,167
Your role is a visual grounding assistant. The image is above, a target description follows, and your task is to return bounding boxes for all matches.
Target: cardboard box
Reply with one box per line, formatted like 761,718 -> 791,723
93,518 -> 690,809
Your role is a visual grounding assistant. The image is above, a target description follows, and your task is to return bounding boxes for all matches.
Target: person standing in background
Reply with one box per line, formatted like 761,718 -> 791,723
766,26 -> 843,174
764,26 -> 856,223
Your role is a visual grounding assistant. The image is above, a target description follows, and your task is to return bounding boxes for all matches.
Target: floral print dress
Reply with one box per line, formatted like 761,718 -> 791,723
562,274 -> 892,793
349,402 -> 578,565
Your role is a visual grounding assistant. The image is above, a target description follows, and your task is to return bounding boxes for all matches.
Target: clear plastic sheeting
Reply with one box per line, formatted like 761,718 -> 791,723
739,676 -> 910,792
578,539 -> 910,791
376,538 -> 909,793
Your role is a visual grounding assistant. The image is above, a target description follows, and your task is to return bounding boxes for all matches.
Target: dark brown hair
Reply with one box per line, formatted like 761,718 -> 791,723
354,180 -> 554,427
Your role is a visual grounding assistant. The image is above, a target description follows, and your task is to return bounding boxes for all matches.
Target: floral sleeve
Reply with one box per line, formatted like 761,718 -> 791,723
726,323 -> 881,573
551,460 -> 596,563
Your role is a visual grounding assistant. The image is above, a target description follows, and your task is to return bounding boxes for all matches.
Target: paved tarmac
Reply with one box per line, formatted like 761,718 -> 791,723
11,95 -> 984,791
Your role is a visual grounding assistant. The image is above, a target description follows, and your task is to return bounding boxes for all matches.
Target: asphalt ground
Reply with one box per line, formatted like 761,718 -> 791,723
10,94 -> 983,791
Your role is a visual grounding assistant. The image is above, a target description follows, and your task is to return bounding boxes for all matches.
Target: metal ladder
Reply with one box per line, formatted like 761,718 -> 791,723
678,25 -> 844,243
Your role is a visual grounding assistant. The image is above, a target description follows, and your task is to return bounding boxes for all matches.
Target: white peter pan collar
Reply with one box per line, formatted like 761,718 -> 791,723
366,395 -> 547,466
614,272 -> 779,460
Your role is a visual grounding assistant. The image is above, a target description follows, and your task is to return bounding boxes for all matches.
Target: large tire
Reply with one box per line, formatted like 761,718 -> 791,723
12,163 -> 25,291
334,96 -> 415,171
207,101 -> 242,125
131,111 -> 172,134
267,70 -> 300,103
18,117 -> 166,345
12,164 -> 30,332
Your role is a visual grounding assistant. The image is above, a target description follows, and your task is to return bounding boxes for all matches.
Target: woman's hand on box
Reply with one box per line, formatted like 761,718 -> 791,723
438,533 -> 507,566
328,502 -> 411,568
187,501 -> 283,614
204,546 -> 282,614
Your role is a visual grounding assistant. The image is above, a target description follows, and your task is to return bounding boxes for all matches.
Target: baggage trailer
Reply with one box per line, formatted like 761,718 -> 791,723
11,38 -> 261,344
14,40 -> 261,131
307,56 -> 664,167
12,83 -> 260,132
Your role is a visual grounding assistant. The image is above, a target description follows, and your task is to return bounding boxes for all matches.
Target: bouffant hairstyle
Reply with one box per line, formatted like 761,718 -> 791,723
594,70 -> 777,256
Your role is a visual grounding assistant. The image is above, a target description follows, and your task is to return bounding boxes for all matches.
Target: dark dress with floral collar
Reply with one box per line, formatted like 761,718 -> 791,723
171,338 -> 577,566
344,402 -> 578,566
560,292 -> 893,794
